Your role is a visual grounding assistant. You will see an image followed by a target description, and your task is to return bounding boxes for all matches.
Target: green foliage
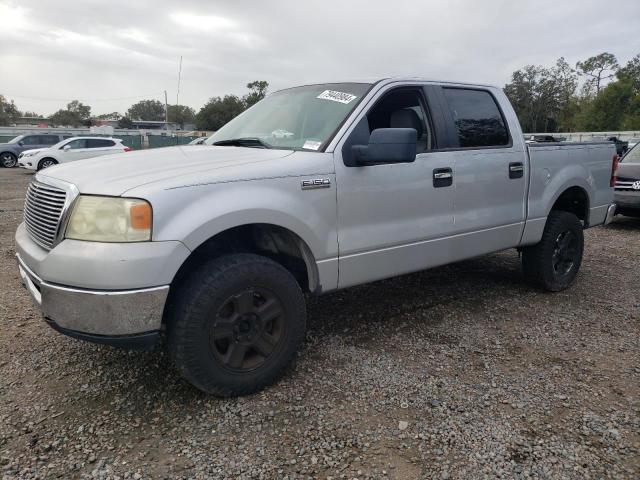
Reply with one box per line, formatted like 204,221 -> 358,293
196,81 -> 269,131
96,112 -> 122,120
0,95 -> 21,126
49,100 -> 91,127
506,53 -> 640,132
167,105 -> 196,128
117,117 -> 134,129
243,80 -> 269,108
195,95 -> 246,131
504,58 -> 577,132
126,99 -> 165,121
576,52 -> 619,95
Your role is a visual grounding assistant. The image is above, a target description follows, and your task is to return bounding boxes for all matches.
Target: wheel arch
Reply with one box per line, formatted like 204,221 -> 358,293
168,223 -> 321,312
548,185 -> 590,226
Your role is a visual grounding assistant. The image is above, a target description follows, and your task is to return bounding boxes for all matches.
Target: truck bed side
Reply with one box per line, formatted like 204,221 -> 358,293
520,142 -> 616,246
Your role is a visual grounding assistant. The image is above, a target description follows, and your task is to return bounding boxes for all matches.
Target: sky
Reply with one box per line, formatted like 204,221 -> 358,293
1,0 -> 639,116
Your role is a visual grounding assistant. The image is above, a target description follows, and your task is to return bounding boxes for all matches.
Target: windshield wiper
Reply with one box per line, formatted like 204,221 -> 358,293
212,137 -> 271,149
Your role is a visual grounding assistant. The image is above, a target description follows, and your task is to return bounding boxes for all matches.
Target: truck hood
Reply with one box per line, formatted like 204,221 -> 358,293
37,145 -> 298,195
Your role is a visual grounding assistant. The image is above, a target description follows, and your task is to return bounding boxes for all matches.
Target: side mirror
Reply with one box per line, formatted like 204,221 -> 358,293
63,145 -> 71,151
18,141 -> 24,146
352,128 -> 417,165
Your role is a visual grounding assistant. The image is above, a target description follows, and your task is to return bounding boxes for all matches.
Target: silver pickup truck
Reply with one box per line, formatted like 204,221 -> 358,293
15,78 -> 617,396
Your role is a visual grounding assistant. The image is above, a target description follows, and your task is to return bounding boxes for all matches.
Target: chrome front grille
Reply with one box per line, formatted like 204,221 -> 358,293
24,181 -> 67,249
614,178 -> 640,191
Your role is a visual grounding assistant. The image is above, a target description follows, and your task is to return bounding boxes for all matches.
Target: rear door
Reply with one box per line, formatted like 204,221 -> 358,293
435,86 -> 528,252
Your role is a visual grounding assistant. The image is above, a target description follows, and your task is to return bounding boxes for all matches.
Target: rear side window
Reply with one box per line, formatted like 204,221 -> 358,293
87,139 -> 115,148
40,136 -> 59,145
442,88 -> 509,148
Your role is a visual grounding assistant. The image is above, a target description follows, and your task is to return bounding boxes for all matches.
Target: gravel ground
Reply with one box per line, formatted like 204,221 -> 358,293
1,167 -> 639,479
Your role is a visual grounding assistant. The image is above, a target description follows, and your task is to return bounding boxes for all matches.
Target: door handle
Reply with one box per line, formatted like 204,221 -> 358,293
509,162 -> 524,179
433,167 -> 453,187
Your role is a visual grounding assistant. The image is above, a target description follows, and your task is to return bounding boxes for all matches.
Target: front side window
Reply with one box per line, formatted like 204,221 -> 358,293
207,83 -> 371,151
366,89 -> 433,153
64,139 -> 88,149
21,136 -> 41,146
442,88 -> 509,148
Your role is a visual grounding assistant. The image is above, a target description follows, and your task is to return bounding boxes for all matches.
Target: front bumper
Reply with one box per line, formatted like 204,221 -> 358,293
17,253 -> 168,347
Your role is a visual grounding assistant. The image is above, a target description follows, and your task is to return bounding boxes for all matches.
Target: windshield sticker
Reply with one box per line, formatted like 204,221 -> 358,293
303,140 -> 322,150
316,90 -> 358,104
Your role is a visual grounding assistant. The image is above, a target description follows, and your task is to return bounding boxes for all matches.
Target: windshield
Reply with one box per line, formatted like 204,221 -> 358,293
622,143 -> 640,163
206,83 -> 371,151
8,135 -> 24,144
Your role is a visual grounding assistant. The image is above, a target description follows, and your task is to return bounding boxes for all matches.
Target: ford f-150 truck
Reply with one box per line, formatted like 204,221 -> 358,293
15,78 -> 617,396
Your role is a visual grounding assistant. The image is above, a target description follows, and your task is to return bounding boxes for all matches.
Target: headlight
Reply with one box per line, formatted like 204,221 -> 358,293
24,152 -> 36,157
65,196 -> 152,242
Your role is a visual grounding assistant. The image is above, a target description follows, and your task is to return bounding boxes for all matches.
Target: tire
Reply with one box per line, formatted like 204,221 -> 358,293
37,158 -> 58,170
167,253 -> 307,396
522,211 -> 584,292
1,152 -> 17,168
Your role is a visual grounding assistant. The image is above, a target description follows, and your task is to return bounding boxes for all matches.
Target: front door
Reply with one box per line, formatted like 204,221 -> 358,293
333,84 -> 456,288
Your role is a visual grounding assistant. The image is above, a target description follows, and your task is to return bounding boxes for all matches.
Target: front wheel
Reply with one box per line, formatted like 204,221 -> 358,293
1,152 -> 17,168
37,158 -> 58,170
167,254 -> 307,396
522,211 -> 584,291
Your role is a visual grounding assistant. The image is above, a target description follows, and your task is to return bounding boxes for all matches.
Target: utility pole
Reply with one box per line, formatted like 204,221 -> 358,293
164,90 -> 168,130
176,56 -> 182,106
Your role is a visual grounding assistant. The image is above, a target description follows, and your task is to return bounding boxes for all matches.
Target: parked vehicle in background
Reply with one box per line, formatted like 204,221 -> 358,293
627,137 -> 640,149
15,78 -> 616,396
0,134 -> 70,168
614,143 -> 640,217
18,137 -> 131,171
188,137 -> 207,145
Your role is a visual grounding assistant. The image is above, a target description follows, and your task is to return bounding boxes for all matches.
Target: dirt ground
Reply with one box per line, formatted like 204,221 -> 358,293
1,167 -> 638,479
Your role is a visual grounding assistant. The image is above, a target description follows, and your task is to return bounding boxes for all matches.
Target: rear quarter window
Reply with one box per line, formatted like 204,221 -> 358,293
87,139 -> 116,148
442,88 -> 510,148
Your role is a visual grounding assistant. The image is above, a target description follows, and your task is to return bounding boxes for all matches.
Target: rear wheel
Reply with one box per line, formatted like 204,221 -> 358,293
37,158 -> 58,170
168,254 -> 307,396
1,152 -> 17,168
522,211 -> 584,291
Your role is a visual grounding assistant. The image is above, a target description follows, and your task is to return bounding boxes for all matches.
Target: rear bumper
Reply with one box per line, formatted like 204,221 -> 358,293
17,253 -> 167,344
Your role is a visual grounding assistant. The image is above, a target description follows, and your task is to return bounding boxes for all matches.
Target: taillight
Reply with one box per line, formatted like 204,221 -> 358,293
124,147 -> 132,152
610,154 -> 620,187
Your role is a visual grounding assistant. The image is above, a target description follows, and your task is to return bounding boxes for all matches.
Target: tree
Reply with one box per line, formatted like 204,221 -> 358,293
126,99 -> 165,121
576,52 -> 619,95
195,95 -> 246,130
504,58 -> 578,132
617,54 -> 640,89
0,95 -> 20,126
67,100 -> 91,120
49,100 -> 91,127
243,80 -> 269,108
167,105 -> 196,128
96,112 -> 122,120
117,117 -> 134,129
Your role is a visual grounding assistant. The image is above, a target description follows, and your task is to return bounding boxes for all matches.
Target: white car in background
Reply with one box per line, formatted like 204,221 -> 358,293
18,137 -> 131,171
